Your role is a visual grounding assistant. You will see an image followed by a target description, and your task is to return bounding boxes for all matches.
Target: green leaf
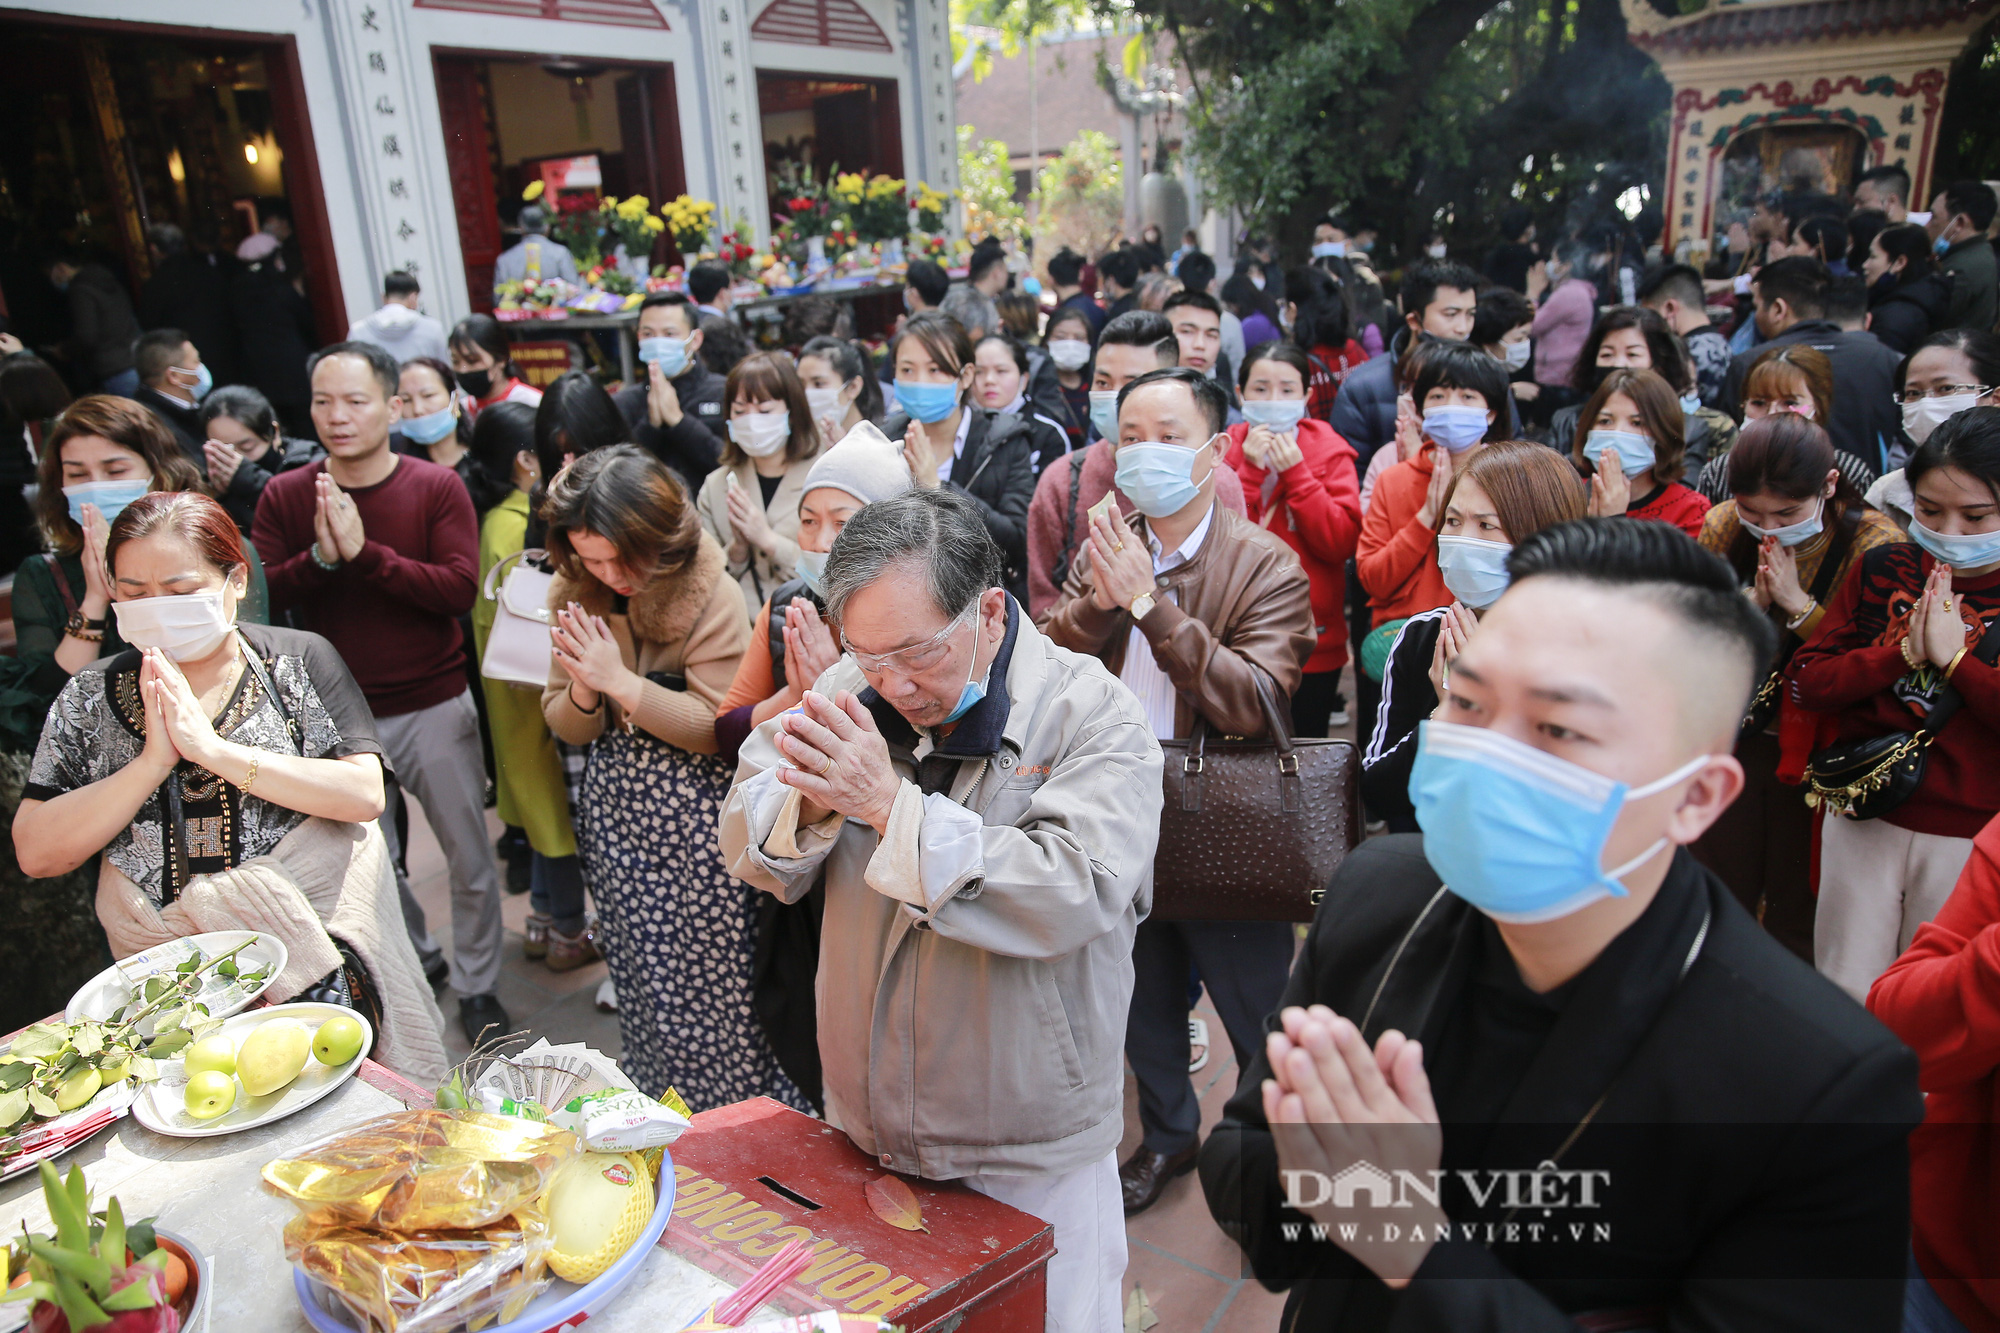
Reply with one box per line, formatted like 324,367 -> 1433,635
144,1029 -> 190,1058
70,1027 -> 102,1058
0,1061 -> 32,1091
1122,32 -> 1147,82
175,956 -> 199,974
102,1280 -> 161,1311
29,1237 -> 112,1298
217,958 -> 238,979
125,1220 -> 156,1258
100,1197 -> 126,1271
50,1267 -> 110,1333
0,1088 -> 28,1129
27,1090 -> 57,1119
128,1056 -> 159,1083
142,976 -> 170,1004
10,1026 -> 66,1060
40,1163 -> 85,1253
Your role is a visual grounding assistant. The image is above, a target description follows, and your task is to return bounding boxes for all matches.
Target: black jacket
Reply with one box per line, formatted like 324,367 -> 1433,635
1867,272 -> 1955,356
1328,328 -> 1407,468
138,252 -> 240,386
1359,607 -> 1444,831
613,360 -> 728,491
216,436 -> 324,533
1726,322 -> 1903,471
1200,836 -> 1922,1332
884,407 -> 1035,603
59,264 -> 140,383
229,261 -> 315,411
132,386 -> 205,469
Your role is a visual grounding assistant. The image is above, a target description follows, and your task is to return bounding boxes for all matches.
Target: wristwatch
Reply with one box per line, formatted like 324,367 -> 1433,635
64,611 -> 105,642
1128,592 -> 1156,621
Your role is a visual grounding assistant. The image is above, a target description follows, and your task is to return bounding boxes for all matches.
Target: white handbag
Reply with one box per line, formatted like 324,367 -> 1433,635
480,549 -> 556,687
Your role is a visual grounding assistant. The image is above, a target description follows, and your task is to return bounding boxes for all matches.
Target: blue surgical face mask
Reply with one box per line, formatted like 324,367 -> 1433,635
1740,498 -> 1823,548
401,404 -> 458,445
1435,535 -> 1513,609
943,610 -> 987,724
1679,391 -> 1702,417
794,547 -> 829,597
181,363 -> 214,401
1115,440 -> 1211,518
1909,518 -> 2000,571
1411,720 -> 1712,923
1935,234 -> 1953,258
1422,404 -> 1490,453
1088,389 -> 1121,441
1585,428 -> 1656,479
895,379 -> 959,424
639,336 -> 690,377
1311,241 -> 1346,259
64,478 -> 152,525
1241,399 -> 1308,433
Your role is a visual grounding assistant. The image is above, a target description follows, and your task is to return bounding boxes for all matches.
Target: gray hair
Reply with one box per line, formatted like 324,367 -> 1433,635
939,284 -> 999,341
519,204 -> 550,234
822,489 -> 1004,625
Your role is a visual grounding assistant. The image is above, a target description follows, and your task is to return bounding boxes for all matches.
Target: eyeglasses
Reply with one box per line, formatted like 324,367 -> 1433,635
841,605 -> 974,675
1896,384 -> 1993,405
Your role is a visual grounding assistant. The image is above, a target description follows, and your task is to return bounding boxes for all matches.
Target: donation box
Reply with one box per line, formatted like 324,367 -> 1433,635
662,1098 -> 1053,1331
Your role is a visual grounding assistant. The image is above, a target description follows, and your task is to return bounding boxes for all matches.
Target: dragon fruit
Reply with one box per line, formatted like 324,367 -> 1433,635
3,1163 -> 180,1333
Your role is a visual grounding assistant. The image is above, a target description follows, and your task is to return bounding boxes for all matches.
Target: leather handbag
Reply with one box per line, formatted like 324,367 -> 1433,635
1152,670 -> 1364,922
480,549 -> 556,687
1804,617 -> 2000,821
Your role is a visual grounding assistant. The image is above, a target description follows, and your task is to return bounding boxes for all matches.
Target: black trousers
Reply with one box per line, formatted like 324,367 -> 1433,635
1127,917 -> 1295,1154
1291,669 -> 1344,738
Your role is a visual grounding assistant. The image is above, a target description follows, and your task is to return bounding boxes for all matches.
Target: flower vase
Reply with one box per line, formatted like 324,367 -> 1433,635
616,246 -> 650,281
806,235 -> 828,271
880,237 -> 906,268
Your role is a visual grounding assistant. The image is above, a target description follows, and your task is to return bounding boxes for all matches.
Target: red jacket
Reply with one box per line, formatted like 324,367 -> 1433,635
1790,544 -> 2000,838
1623,481 -> 1710,537
1869,811 -> 2000,1332
1224,418 -> 1361,673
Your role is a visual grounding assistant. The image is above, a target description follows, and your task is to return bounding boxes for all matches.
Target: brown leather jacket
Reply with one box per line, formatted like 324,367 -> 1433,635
1039,500 -> 1314,738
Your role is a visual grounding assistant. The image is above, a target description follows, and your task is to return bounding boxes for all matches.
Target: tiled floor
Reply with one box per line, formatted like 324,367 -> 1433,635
402,670 -> 1357,1330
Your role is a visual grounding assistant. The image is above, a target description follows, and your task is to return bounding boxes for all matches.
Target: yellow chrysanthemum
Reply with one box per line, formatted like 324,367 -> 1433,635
522,181 -> 545,202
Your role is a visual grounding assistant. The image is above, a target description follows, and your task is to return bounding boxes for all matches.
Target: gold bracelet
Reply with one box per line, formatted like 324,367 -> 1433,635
238,754 -> 259,794
1945,644 -> 1972,681
1902,636 -> 1922,669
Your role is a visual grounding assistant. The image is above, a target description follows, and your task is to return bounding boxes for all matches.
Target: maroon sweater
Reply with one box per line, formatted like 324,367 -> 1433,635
251,453 -> 479,718
1790,543 -> 2000,838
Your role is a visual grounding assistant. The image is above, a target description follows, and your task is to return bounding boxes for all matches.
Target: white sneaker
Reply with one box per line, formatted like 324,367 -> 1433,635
595,977 -> 618,1014
1329,708 -> 1350,727
1188,1017 -> 1210,1074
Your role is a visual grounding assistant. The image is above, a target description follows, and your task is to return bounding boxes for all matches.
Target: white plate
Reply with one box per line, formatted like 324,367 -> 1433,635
66,931 -> 289,1031
132,1002 -> 371,1139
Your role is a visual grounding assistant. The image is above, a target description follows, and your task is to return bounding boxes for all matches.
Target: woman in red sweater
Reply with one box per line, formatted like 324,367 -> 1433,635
1868,810 -> 2000,1333
1357,343 -> 1510,633
1224,342 -> 1362,735
1792,407 -> 2000,1002
1571,366 -> 1710,536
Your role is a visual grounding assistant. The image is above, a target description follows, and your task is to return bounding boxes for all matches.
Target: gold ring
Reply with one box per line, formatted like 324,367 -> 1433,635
1113,541 -> 1126,553
818,755 -> 836,779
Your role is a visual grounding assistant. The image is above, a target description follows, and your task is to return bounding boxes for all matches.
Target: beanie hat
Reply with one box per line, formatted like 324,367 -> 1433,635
799,420 -> 914,509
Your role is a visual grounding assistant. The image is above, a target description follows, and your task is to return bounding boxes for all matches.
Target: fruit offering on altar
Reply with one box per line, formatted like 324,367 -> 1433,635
1,1163 -> 194,1333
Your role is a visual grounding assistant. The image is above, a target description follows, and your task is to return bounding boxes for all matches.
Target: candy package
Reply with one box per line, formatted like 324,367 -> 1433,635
551,1087 -> 689,1153
286,1203 -> 553,1333
263,1108 -> 581,1231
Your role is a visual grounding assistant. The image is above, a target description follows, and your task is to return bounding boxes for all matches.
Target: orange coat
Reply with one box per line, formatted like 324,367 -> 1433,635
1356,447 -> 1450,627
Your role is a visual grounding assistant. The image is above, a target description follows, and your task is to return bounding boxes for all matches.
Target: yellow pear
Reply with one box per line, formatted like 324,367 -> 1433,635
236,1020 -> 311,1097
545,1152 -> 654,1283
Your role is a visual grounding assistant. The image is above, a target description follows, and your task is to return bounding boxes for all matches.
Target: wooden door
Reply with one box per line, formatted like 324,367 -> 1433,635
434,56 -> 502,313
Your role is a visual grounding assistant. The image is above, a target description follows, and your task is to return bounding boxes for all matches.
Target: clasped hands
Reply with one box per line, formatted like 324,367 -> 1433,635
312,474 -> 366,565
135,648 -> 230,780
551,602 -> 646,716
1905,564 -> 1969,671
772,689 -> 900,836
1085,498 -> 1158,614
1265,1004 -> 1443,1288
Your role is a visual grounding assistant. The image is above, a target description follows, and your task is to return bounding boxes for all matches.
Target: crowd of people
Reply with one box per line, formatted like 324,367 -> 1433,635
5,175 -> 2000,1330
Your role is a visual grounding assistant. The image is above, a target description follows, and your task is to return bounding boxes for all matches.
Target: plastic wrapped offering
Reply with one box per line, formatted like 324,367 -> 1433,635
263,1107 -> 581,1231
285,1204 -> 553,1333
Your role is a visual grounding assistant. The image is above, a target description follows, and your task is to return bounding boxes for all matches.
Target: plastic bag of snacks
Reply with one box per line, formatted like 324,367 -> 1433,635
284,1203 -> 554,1333
263,1108 -> 582,1231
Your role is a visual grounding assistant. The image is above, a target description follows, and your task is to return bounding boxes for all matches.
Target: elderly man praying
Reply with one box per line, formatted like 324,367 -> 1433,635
720,487 -> 1163,1333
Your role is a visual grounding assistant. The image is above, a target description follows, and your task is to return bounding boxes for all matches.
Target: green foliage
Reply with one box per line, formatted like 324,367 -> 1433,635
958,125 -> 1028,242
1127,0 -> 1669,258
1034,130 -> 1126,262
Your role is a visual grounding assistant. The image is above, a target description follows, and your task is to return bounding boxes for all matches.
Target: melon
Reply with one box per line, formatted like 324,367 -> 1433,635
544,1151 -> 654,1283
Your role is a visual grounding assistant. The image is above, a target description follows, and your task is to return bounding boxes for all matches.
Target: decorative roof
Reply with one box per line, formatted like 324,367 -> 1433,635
752,0 -> 894,53
1629,0 -> 1995,53
412,0 -> 668,28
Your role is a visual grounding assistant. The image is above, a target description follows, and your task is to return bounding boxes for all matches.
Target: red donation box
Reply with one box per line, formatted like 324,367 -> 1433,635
662,1098 -> 1053,1331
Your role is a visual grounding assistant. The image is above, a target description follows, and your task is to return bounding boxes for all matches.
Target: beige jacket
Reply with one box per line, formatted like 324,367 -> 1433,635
694,454 -> 816,621
541,532 -> 749,753
719,609 -> 1164,1179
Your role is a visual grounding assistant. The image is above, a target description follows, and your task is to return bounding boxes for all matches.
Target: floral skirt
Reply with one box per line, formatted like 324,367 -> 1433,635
576,727 -> 807,1114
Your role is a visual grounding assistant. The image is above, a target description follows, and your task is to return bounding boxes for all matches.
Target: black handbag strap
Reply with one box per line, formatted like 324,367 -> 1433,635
1915,612 -> 2000,738
1178,667 -> 1302,813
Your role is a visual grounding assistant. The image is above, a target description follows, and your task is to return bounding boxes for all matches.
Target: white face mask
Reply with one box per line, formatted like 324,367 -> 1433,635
804,386 -> 847,421
1502,340 -> 1532,372
1902,392 -> 1981,446
1047,338 -> 1092,372
1427,243 -> 1449,259
1740,498 -> 1824,548
729,410 -> 791,458
112,590 -> 236,662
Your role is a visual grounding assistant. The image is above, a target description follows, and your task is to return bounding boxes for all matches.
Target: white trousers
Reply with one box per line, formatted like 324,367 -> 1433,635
1815,814 -> 1976,1002
963,1150 -> 1125,1333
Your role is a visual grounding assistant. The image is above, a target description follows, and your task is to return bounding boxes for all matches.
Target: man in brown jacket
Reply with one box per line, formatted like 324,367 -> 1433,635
1041,366 -> 1315,1215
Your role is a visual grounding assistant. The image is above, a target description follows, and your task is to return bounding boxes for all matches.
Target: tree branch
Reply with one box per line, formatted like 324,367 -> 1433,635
1373,0 -> 1511,153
